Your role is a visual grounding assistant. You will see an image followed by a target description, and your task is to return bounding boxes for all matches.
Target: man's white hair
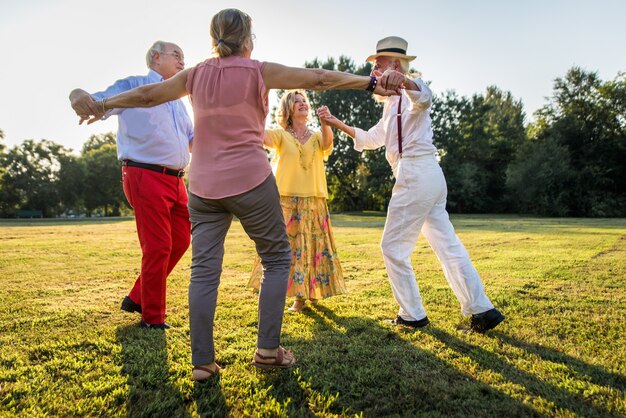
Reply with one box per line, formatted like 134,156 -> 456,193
146,41 -> 167,68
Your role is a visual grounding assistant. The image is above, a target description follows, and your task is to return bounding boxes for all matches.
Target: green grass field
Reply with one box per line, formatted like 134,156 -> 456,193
0,214 -> 625,417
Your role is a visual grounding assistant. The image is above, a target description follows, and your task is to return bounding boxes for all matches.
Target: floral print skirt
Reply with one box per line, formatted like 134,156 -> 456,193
248,195 -> 347,299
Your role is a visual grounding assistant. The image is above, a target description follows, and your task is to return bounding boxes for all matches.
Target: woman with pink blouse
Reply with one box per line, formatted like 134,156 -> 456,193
78,8 -> 403,382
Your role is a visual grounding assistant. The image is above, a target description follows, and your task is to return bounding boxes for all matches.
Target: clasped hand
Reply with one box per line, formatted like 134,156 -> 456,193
316,106 -> 340,128
69,89 -> 106,125
378,69 -> 407,93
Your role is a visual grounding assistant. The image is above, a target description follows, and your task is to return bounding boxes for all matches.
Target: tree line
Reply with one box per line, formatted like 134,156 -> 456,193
0,133 -> 125,218
0,61 -> 624,218
305,59 -> 625,217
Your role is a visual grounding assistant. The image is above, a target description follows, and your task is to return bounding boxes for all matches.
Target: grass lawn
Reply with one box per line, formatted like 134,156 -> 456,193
0,214 -> 625,417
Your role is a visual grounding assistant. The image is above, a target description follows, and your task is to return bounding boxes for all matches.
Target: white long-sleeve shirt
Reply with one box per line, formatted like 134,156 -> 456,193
353,78 -> 436,169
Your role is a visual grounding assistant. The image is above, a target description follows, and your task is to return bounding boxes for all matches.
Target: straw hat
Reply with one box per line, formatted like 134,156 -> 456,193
366,36 -> 416,62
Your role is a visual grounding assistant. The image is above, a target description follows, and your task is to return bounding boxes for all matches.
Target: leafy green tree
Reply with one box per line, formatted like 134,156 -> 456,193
506,137 -> 576,216
304,56 -> 389,211
482,87 -> 528,206
432,87 -> 526,213
432,91 -> 486,212
82,132 -> 116,154
515,68 -> 626,216
81,143 -> 125,216
57,153 -> 86,215
0,129 -> 6,176
0,129 -> 7,215
0,139 -> 70,217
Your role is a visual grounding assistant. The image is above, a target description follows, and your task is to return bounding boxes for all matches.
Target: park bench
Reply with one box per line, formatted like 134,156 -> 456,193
16,210 -> 43,218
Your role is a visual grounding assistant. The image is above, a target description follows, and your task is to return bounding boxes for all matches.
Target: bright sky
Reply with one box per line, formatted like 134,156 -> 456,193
1,0 -> 625,153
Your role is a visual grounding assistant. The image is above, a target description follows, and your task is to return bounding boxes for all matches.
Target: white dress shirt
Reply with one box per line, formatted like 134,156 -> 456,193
353,78 -> 436,169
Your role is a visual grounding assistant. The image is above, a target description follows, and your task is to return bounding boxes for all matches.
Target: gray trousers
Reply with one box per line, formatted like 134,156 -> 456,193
187,174 -> 291,366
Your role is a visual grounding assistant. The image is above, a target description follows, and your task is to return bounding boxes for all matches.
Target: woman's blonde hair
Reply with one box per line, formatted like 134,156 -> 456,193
210,8 -> 253,58
277,90 -> 311,129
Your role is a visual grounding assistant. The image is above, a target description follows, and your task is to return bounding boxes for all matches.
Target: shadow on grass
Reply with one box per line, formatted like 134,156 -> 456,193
253,305 -> 535,417
116,325 -> 228,417
493,331 -> 626,392
191,375 -> 229,418
428,328 -> 622,417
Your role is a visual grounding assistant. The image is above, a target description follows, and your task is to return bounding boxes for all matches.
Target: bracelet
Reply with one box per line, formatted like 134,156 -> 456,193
365,76 -> 377,92
100,98 -> 107,113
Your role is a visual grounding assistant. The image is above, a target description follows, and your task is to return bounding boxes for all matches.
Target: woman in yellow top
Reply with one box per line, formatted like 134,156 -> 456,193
249,90 -> 347,311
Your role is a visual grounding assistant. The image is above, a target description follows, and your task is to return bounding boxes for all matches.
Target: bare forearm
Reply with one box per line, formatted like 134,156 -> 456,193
263,63 -> 369,90
102,68 -> 189,110
333,120 -> 355,138
103,84 -> 161,109
308,69 -> 370,91
320,123 -> 334,149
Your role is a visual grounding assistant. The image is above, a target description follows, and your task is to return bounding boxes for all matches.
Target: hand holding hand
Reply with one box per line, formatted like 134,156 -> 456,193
379,69 -> 407,93
316,106 -> 340,128
69,89 -> 105,125
85,102 -> 107,125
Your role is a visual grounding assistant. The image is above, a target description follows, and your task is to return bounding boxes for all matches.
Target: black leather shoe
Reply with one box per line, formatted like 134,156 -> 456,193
121,296 -> 142,314
470,308 -> 505,333
140,321 -> 172,330
388,315 -> 430,328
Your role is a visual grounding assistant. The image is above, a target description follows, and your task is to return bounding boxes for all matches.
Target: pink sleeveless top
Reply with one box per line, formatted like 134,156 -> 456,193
186,56 -> 270,199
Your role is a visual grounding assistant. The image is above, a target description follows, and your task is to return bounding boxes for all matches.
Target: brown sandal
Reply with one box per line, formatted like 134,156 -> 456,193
288,299 -> 305,312
192,364 -> 221,382
251,346 -> 296,369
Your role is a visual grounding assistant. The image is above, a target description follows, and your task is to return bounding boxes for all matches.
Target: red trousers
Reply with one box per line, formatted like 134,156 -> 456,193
122,166 -> 190,324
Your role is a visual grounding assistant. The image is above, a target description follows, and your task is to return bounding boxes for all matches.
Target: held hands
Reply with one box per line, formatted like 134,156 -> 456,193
69,89 -> 106,125
316,106 -> 340,128
375,69 -> 408,95
317,105 -> 355,138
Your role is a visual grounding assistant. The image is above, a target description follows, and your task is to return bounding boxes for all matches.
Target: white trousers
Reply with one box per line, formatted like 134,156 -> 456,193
381,154 -> 494,320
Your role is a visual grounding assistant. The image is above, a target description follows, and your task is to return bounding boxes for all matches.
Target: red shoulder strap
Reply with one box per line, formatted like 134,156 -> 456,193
397,96 -> 403,156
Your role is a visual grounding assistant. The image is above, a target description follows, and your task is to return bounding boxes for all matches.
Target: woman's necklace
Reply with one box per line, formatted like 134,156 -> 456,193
287,126 -> 317,170
288,126 -> 310,143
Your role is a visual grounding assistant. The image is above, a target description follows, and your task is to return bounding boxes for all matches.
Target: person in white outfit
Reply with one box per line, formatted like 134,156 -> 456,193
317,36 -> 505,332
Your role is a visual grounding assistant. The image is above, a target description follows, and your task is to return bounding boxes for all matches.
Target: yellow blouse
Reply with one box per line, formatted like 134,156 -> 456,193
266,129 -> 333,198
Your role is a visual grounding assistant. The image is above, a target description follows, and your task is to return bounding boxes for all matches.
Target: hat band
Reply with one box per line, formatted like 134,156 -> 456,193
376,47 -> 406,55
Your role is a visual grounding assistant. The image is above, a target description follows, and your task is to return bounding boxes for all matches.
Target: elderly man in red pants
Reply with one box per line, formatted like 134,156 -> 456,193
69,40 -> 193,329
